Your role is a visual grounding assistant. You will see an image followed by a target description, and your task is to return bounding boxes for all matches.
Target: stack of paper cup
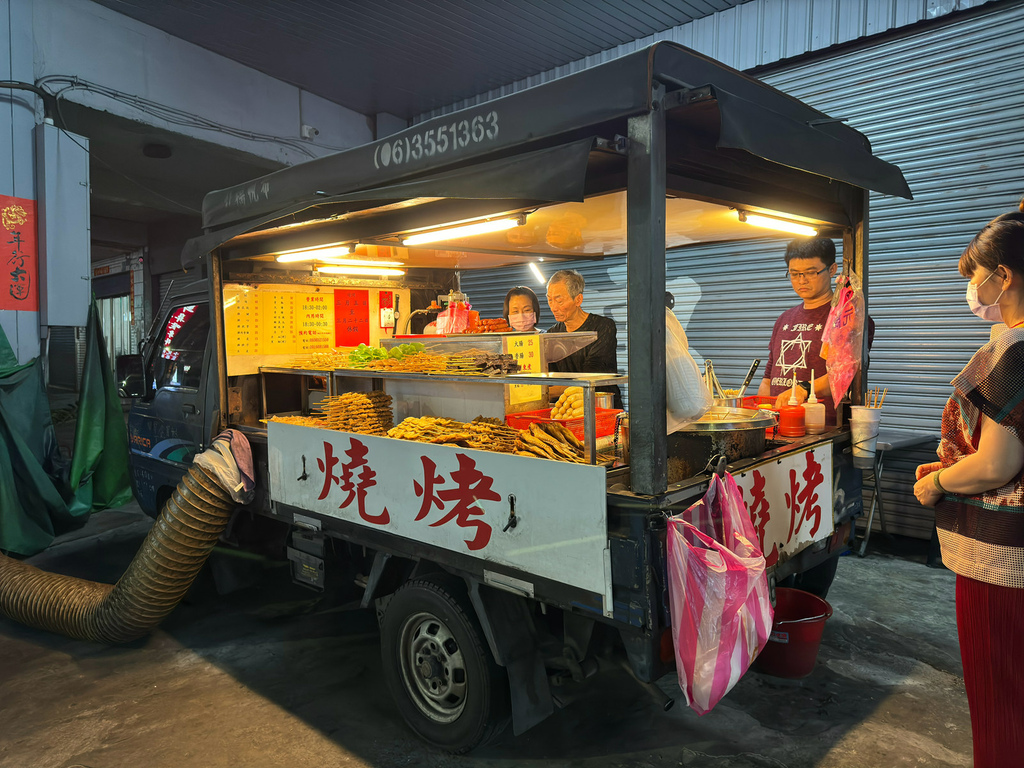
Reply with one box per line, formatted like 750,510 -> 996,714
849,405 -> 881,468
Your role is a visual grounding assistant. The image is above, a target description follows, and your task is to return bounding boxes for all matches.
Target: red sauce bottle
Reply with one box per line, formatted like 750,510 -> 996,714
778,386 -> 806,438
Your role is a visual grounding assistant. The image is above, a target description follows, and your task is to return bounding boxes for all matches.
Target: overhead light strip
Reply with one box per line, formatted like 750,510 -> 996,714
401,215 -> 525,246
317,265 -> 405,277
276,244 -> 353,262
737,211 -> 818,237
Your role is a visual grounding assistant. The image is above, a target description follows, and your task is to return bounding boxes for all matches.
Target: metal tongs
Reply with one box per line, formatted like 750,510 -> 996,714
704,360 -> 727,400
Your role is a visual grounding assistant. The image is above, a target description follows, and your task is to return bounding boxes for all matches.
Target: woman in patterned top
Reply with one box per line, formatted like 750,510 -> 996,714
913,199 -> 1024,767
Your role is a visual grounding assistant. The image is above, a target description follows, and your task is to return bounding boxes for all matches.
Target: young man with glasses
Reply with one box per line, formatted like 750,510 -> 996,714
756,237 -> 875,426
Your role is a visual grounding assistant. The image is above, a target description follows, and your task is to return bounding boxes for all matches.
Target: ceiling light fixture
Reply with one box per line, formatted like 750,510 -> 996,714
737,211 -> 818,237
317,265 -> 405,277
275,243 -> 352,263
401,215 -> 525,246
529,262 -> 545,285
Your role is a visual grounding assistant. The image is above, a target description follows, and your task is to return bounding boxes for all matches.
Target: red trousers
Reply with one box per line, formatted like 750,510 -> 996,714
956,575 -> 1024,767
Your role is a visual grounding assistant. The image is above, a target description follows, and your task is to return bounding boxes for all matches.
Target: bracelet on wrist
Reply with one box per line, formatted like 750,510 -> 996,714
796,380 -> 811,395
933,469 -> 947,494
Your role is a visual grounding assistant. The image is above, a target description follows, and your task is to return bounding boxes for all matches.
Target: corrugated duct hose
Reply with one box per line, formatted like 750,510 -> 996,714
0,434 -> 248,644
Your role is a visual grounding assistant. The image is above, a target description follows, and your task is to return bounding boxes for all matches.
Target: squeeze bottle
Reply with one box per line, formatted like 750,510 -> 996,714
804,371 -> 826,435
778,377 -> 807,438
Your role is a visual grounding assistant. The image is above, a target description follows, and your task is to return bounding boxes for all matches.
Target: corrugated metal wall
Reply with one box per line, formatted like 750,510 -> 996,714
461,2 -> 1024,538
762,4 -> 1024,537
417,0 -> 999,122
46,327 -> 81,392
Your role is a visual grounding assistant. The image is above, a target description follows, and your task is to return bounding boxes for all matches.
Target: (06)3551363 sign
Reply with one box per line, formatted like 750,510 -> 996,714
373,111 -> 499,170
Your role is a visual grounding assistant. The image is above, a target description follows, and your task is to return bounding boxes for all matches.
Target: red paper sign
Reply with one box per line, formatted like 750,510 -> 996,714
0,195 -> 39,311
334,289 -> 370,346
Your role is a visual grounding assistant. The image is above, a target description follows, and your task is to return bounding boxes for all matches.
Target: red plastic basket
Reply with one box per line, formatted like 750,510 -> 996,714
742,395 -> 780,438
506,407 -> 623,440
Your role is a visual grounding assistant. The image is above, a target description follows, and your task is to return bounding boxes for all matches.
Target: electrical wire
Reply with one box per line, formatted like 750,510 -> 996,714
38,75 -> 353,156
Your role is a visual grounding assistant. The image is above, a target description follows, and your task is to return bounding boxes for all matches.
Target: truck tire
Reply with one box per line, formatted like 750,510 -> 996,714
380,575 -> 510,753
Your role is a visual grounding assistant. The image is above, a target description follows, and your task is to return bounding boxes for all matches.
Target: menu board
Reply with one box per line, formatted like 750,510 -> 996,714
225,285 -> 339,356
223,283 -> 407,376
507,334 -> 543,405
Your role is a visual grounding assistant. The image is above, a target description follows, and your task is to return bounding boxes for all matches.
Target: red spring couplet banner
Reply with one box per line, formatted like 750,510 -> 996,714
0,195 -> 39,312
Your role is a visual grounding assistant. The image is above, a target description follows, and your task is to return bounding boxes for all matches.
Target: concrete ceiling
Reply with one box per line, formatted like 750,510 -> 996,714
77,0 -> 746,237
89,0 -> 744,119
61,102 -> 282,225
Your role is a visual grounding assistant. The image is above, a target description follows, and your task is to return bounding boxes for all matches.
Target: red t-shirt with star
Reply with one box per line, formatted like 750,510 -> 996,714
765,303 -> 875,425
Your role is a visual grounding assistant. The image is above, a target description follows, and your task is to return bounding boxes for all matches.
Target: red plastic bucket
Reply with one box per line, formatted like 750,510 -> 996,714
753,588 -> 833,679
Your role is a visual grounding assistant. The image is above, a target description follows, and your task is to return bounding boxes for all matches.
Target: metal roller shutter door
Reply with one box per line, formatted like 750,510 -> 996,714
465,4 -> 1024,538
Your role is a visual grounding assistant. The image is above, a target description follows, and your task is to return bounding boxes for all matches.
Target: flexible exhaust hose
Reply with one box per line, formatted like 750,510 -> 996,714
0,464 -> 235,644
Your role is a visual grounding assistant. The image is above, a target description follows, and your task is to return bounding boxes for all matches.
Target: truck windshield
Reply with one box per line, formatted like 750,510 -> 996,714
149,303 -> 210,391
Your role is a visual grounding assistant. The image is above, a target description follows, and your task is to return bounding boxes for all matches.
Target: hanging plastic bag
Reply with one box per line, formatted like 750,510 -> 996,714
821,271 -> 865,405
666,471 -> 773,715
666,308 -> 712,432
434,302 -> 472,334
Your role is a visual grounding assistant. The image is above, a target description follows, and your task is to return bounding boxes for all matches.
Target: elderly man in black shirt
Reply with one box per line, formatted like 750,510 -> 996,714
545,269 -> 621,405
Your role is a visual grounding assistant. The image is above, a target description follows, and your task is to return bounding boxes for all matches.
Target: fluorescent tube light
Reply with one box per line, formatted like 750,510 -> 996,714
401,216 -> 524,246
529,262 -> 545,285
317,266 -> 405,277
276,244 -> 352,262
738,211 -> 818,237
318,257 -> 404,267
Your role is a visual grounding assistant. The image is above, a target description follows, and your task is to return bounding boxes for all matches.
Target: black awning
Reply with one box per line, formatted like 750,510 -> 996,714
200,41 -> 912,235
183,138 -> 594,267
709,87 -> 912,200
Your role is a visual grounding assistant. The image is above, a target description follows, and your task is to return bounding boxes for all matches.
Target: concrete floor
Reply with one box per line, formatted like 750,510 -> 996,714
0,505 -> 968,768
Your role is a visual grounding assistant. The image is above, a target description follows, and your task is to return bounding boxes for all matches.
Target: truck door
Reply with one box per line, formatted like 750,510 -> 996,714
127,301 -> 212,515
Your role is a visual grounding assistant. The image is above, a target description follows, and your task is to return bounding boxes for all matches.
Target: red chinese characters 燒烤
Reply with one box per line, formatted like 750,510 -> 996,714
414,453 -> 498,551
316,438 -> 390,525
785,450 -> 825,540
741,469 -> 779,567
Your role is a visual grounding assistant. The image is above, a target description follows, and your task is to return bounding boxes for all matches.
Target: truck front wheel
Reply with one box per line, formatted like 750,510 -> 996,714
381,576 -> 510,753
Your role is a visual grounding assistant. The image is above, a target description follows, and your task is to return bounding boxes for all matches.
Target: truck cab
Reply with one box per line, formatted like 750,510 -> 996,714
127,287 -> 216,516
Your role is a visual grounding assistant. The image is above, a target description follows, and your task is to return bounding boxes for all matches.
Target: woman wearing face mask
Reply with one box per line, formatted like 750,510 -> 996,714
913,199 -> 1024,767
503,286 -> 540,332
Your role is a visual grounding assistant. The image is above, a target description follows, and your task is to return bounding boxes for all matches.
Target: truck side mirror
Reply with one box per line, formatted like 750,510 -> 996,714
116,354 -> 146,398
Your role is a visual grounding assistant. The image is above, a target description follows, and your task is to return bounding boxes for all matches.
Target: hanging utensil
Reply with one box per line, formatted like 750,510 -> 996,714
736,359 -> 761,399
707,360 -> 727,400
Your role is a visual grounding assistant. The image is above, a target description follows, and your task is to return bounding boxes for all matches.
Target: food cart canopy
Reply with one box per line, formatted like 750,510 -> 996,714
204,42 -> 910,227
188,42 -> 911,269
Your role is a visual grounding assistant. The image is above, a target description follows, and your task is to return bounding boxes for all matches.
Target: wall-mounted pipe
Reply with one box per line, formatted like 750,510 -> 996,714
0,464 -> 236,644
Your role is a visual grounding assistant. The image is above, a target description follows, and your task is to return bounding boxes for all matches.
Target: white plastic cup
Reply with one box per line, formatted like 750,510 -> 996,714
849,406 -> 881,463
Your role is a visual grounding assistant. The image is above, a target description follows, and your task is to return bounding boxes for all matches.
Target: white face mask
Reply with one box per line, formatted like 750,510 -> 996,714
966,270 -> 1006,322
509,311 -> 536,331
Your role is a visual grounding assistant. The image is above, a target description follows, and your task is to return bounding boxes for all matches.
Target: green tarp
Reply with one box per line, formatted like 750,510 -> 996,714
0,300 -> 133,556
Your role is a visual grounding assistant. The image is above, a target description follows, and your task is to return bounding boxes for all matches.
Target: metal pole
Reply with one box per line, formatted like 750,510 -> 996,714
626,88 -> 668,496
846,189 -> 868,407
209,250 -> 229,433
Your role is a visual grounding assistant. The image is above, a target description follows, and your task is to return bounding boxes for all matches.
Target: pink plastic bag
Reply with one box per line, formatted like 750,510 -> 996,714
666,472 -> 773,715
821,271 -> 865,405
434,302 -> 472,334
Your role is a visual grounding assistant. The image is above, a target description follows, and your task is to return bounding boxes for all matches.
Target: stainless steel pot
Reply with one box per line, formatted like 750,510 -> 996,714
667,407 -> 776,483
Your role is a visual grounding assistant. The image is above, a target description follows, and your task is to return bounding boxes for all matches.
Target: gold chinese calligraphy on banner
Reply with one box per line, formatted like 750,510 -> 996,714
0,195 -> 39,311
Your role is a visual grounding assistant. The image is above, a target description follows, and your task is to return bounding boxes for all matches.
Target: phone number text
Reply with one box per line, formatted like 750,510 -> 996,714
373,111 -> 499,169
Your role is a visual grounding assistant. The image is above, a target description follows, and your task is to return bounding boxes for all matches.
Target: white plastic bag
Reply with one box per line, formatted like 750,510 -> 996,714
666,308 -> 712,432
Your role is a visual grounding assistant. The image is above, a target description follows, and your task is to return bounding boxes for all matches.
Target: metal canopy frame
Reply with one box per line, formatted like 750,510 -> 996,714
196,41 -> 910,497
